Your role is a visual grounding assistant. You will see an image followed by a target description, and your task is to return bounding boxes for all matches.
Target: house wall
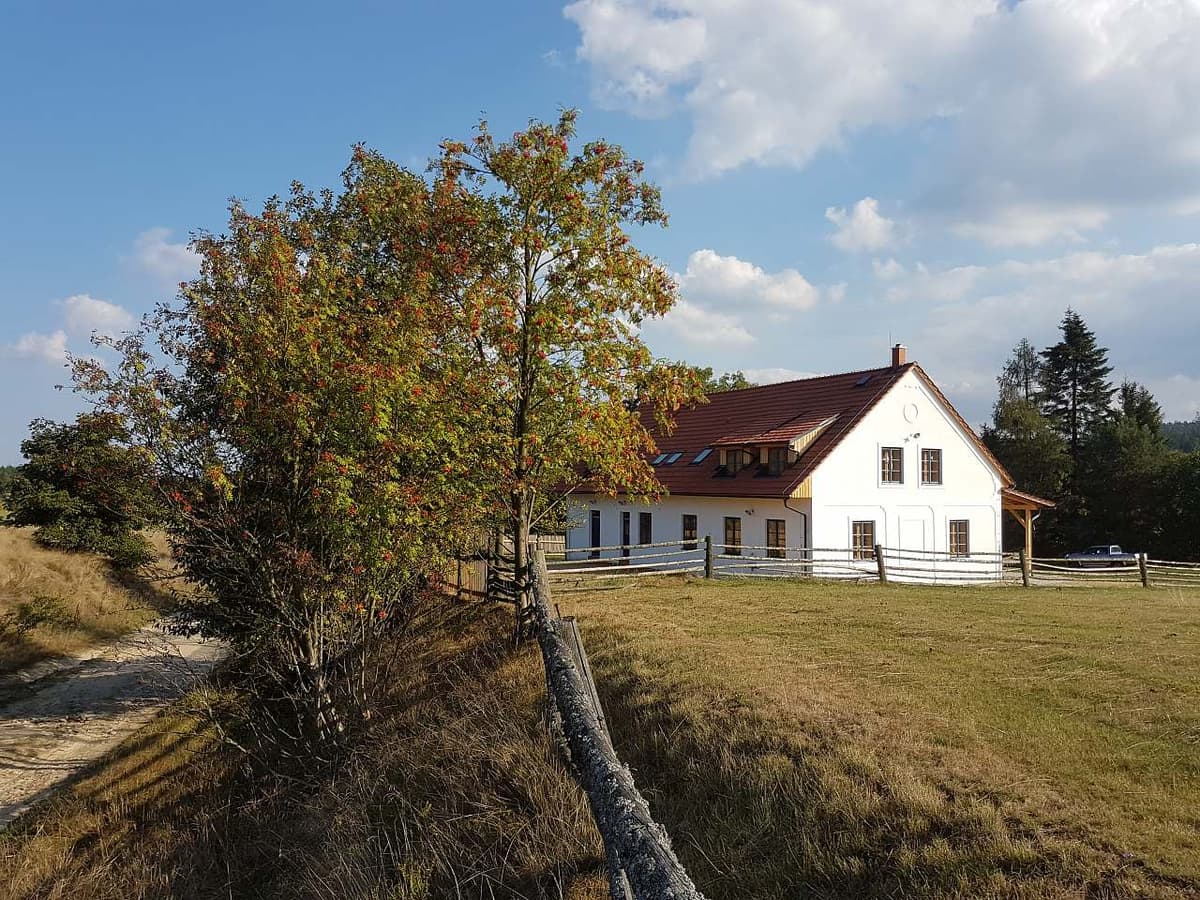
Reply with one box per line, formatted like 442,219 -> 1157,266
564,495 -> 813,561
808,368 -> 1002,557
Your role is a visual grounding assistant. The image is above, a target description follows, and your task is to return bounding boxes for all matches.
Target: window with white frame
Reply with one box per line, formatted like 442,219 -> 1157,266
682,514 -> 698,550
726,449 -> 751,474
921,448 -> 942,485
852,520 -> 876,559
949,519 -> 970,557
766,519 -> 786,558
724,516 -> 742,555
881,447 -> 903,483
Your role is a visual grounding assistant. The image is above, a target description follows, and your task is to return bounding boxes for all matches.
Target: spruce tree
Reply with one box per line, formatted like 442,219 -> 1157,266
1040,309 -> 1115,465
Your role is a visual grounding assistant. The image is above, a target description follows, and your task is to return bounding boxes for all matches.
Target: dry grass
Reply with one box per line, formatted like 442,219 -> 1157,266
0,603 -> 607,900
558,576 -> 1200,899
0,527 -> 176,675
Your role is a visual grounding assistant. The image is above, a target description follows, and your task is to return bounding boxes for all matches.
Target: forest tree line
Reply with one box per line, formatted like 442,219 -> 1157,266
982,310 -> 1200,560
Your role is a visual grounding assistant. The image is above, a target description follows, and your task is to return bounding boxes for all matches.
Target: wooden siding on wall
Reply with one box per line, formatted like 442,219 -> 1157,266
790,477 -> 812,499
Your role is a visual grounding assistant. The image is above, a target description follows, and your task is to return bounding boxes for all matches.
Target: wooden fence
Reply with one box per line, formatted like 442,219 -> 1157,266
549,538 -> 999,586
1011,552 -> 1200,588
529,550 -> 706,900
538,537 -> 1200,589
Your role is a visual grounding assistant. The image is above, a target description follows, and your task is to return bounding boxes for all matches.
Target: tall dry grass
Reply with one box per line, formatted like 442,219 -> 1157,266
0,528 -> 175,675
0,603 -> 607,900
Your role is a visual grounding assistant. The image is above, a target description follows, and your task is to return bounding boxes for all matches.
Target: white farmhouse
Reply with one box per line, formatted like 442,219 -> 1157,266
566,346 -> 1053,570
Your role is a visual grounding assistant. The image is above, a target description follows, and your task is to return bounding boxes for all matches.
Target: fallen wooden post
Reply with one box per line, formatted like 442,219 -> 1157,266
530,550 -> 707,900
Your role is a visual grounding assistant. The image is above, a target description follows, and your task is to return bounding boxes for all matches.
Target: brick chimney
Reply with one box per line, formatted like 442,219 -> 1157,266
891,343 -> 907,367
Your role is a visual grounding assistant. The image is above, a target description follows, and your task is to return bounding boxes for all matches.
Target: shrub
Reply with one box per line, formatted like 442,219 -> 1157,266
7,414 -> 157,569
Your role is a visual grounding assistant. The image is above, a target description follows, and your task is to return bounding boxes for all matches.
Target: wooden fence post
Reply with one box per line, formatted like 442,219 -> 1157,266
1018,548 -> 1031,587
874,544 -> 888,584
1139,552 -> 1150,588
704,535 -> 713,578
529,551 -> 708,899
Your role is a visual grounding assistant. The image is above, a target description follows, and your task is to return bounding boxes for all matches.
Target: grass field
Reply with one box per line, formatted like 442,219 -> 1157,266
559,577 -> 1200,898
0,528 -> 175,675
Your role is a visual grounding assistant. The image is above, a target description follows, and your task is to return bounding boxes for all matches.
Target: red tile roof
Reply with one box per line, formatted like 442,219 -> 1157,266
581,362 -> 1012,499
711,413 -> 834,446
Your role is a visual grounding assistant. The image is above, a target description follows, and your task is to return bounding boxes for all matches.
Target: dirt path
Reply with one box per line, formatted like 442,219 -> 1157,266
0,624 -> 224,829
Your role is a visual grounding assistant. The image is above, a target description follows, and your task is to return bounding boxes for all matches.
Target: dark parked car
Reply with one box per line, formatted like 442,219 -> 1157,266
1063,544 -> 1138,567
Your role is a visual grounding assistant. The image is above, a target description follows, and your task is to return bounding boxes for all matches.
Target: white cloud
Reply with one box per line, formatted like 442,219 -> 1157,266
677,248 -> 819,312
825,198 -> 897,252
647,299 -> 755,347
567,0 -> 1200,243
872,258 -> 906,280
567,0 -> 987,175
60,294 -> 134,337
951,205 -> 1110,248
1145,374 -> 1200,422
883,242 -> 1200,422
130,227 -> 199,285
565,0 -> 707,111
886,262 -> 986,303
742,367 -> 823,384
6,330 -> 68,364
3,294 -> 133,368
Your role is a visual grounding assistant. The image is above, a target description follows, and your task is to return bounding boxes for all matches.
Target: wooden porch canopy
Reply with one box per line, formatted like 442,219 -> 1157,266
1002,487 -> 1056,559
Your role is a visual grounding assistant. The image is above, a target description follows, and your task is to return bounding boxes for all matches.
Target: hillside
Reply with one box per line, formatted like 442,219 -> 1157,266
0,527 -> 173,675
1164,420 -> 1200,452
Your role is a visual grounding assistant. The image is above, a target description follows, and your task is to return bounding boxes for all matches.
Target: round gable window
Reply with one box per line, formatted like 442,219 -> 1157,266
902,402 -> 919,423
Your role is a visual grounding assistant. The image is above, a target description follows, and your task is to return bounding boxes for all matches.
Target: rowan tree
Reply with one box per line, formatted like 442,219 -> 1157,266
76,149 -> 492,751
438,111 -> 704,616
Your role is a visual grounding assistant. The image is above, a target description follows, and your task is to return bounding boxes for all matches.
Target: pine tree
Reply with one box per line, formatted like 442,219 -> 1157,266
1040,309 -> 1115,466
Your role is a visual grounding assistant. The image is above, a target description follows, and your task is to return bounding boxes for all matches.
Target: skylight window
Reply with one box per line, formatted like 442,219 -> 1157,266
664,452 -> 683,464
651,453 -> 669,465
690,448 -> 713,465
855,374 -> 872,387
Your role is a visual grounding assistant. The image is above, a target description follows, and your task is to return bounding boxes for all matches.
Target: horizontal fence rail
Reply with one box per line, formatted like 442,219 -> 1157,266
541,536 -> 1200,589
451,534 -> 1199,594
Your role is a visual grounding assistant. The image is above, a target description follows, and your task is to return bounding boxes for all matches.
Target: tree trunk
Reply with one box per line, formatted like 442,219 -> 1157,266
301,626 -> 343,748
512,491 -> 531,639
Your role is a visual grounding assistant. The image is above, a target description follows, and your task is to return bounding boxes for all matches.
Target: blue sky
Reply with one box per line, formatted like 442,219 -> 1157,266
3,0 -> 1199,463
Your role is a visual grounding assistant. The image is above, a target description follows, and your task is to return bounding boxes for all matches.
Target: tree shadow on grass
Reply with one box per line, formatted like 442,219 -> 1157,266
0,603 -> 607,900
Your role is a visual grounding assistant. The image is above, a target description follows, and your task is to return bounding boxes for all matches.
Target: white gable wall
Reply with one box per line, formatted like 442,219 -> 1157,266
808,369 -> 1003,556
